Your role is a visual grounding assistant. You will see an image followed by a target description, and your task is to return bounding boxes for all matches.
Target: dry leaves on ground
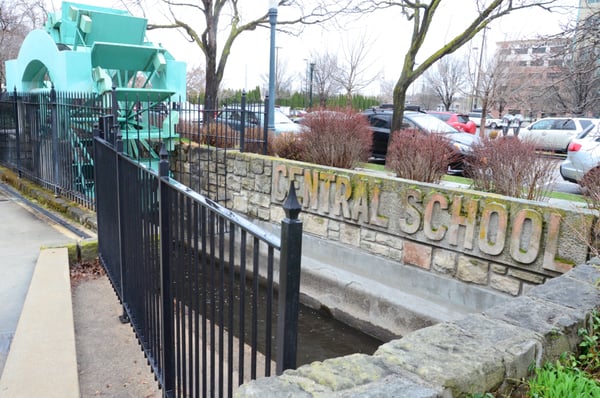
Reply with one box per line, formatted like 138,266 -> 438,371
70,258 -> 105,287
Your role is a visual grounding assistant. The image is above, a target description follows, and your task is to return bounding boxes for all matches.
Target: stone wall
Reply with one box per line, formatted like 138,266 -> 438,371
236,262 -> 600,397
173,144 -> 596,298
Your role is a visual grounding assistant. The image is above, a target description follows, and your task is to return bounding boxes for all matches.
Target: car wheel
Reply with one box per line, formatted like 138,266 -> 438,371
490,122 -> 497,129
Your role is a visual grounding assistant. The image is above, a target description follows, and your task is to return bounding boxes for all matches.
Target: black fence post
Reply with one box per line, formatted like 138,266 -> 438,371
12,87 -> 21,177
114,120 -> 129,324
50,85 -> 59,195
240,91 -> 246,152
276,181 -> 303,375
158,144 -> 175,397
263,95 -> 269,155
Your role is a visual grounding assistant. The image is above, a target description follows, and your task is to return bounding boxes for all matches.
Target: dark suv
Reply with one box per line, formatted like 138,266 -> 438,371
362,107 -> 480,173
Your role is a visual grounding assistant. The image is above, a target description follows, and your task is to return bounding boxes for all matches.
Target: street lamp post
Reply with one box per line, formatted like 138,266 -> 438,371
268,0 -> 278,131
308,62 -> 315,108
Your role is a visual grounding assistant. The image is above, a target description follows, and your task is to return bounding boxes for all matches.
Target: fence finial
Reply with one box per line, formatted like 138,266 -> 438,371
283,181 -> 301,220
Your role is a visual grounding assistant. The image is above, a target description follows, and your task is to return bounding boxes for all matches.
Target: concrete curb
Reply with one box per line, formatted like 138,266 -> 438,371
0,248 -> 80,397
0,166 -> 98,232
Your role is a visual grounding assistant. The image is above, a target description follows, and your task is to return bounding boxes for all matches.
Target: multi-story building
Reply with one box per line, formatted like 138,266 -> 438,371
494,38 -> 570,119
491,1 -> 599,119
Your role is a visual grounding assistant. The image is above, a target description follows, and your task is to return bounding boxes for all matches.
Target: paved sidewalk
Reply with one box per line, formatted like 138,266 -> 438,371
0,181 -> 161,396
73,276 -> 160,398
0,184 -> 74,376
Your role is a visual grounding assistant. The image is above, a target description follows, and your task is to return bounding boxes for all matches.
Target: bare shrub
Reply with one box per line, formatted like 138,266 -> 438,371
270,132 -> 304,160
582,167 -> 600,210
385,129 -> 456,184
178,121 -> 241,148
465,137 -> 556,201
300,109 -> 372,169
242,127 -> 272,155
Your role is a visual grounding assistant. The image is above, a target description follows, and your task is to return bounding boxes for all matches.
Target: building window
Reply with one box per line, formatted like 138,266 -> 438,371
532,46 -> 547,54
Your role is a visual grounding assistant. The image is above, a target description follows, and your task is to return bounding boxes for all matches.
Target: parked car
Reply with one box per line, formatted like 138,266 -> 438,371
559,123 -> 600,184
362,108 -> 480,173
518,117 -> 599,152
468,111 -> 504,129
217,105 -> 303,134
428,111 -> 477,134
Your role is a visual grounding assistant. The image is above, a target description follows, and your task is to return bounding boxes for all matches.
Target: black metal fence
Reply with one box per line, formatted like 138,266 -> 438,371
0,89 -> 270,209
0,89 -> 104,209
94,124 -> 301,397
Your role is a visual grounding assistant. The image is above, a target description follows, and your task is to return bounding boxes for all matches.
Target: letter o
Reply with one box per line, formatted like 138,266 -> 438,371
478,202 -> 508,255
510,209 -> 542,264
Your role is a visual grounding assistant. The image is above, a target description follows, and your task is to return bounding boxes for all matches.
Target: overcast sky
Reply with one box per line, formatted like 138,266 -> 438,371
50,0 -> 579,94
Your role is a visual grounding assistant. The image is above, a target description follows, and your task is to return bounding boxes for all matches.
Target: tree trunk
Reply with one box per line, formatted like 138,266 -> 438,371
391,79 -> 410,132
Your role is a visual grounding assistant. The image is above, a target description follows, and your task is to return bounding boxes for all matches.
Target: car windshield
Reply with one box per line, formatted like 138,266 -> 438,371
409,112 -> 459,134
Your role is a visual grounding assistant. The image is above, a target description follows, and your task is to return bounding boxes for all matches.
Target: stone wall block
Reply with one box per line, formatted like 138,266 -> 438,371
270,206 -> 285,223
303,214 -> 328,237
484,296 -> 586,362
255,174 -> 272,194
375,322 -> 506,396
360,228 -> 376,242
452,315 -> 543,382
456,256 -> 489,285
508,269 -> 545,284
287,354 -> 390,392
527,270 -> 600,312
226,174 -> 242,192
359,241 -> 390,257
250,158 -> 264,174
232,195 -> 248,214
340,223 -> 361,246
403,241 -> 432,270
432,249 -> 456,275
241,178 -> 256,192
489,274 -> 521,296
491,264 -> 507,275
233,158 -> 248,176
237,376 -> 313,397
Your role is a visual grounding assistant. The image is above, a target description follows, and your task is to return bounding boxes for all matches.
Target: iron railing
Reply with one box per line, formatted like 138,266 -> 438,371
0,89 -> 103,209
94,123 -> 301,397
0,89 -> 270,210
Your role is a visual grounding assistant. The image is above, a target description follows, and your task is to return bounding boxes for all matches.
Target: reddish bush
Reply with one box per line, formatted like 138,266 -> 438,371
464,137 -> 556,201
270,132 -> 304,160
300,109 -> 372,169
385,129 -> 456,183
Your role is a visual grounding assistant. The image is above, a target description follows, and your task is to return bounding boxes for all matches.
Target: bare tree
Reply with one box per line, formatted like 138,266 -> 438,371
261,55 -> 294,99
0,0 -> 47,89
424,55 -> 467,111
332,33 -> 380,107
543,10 -> 600,116
326,0 -> 562,132
132,1 -> 341,115
310,50 -> 342,108
186,64 -> 205,103
473,55 -> 513,133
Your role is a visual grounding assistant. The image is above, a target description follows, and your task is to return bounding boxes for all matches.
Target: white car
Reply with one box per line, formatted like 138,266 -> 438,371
560,123 -> 600,184
467,112 -> 504,129
518,117 -> 599,152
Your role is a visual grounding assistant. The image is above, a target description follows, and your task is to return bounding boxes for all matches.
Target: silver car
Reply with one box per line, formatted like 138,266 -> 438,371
519,117 -> 599,152
560,123 -> 600,184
